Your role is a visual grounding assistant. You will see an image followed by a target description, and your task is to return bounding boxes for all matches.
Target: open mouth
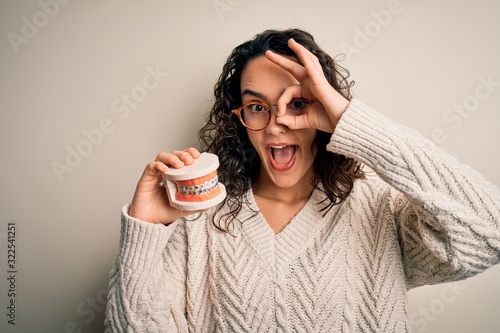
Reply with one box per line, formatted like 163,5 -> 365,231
268,145 -> 298,170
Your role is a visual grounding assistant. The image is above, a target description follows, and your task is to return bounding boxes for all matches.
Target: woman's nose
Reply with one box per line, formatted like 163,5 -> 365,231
265,104 -> 288,135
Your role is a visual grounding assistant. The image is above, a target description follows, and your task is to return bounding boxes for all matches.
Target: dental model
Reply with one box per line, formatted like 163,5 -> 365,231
160,152 -> 226,211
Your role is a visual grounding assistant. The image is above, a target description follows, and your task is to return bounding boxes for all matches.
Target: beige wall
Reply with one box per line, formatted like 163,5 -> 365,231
1,0 -> 499,332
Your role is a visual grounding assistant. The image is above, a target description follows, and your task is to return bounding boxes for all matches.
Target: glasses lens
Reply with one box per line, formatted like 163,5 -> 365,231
241,103 -> 269,129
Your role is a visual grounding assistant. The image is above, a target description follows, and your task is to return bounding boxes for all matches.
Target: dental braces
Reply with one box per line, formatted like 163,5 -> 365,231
176,175 -> 219,195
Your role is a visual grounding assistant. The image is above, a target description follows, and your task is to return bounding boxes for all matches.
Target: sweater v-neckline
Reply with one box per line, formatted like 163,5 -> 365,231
238,187 -> 330,274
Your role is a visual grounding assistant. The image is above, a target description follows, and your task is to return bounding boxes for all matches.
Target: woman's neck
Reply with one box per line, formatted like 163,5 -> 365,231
251,169 -> 315,233
252,169 -> 315,205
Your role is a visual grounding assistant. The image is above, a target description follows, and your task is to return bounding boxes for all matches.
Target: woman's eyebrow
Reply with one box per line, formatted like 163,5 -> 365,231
241,89 -> 267,100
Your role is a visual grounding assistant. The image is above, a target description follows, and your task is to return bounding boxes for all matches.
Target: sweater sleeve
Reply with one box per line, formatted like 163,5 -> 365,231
327,98 -> 500,288
105,205 -> 189,332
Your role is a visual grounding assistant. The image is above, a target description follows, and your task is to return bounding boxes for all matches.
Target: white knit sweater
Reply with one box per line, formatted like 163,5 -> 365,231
105,99 -> 500,332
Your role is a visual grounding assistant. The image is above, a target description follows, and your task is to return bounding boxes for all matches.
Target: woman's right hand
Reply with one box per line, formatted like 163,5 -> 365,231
128,147 -> 203,224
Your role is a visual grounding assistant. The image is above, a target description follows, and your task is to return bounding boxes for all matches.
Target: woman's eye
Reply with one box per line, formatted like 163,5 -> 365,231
249,103 -> 266,112
288,99 -> 309,110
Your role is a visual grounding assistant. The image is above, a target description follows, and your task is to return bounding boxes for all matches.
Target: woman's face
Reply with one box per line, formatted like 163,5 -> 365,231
240,55 -> 317,189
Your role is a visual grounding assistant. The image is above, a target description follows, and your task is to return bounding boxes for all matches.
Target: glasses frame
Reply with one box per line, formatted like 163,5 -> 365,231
232,101 -> 272,131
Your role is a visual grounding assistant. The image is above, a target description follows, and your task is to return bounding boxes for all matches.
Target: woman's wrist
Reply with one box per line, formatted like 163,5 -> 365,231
323,91 -> 350,130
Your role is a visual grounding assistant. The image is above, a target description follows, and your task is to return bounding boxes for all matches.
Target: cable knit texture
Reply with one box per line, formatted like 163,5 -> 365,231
105,99 -> 500,332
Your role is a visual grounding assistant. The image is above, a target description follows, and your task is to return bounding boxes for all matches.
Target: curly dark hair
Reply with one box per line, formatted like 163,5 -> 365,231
198,28 -> 364,231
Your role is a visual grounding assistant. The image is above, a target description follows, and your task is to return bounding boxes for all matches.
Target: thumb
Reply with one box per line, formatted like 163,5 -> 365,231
275,114 -> 309,130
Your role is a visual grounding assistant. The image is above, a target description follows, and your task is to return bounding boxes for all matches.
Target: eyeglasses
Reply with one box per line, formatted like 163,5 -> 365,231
232,99 -> 310,131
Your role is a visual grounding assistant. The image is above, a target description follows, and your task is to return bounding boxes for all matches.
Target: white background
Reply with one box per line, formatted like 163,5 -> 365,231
1,0 -> 499,332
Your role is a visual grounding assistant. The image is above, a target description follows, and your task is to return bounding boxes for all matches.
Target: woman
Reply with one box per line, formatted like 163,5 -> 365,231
105,29 -> 500,332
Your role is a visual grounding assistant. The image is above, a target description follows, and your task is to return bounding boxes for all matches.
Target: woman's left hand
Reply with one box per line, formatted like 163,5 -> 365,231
265,38 -> 349,133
